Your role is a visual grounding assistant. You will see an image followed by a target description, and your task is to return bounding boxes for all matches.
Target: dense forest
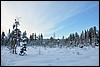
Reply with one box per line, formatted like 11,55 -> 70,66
1,19 -> 99,54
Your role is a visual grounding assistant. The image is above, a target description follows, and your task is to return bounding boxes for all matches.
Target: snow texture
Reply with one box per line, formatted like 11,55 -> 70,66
1,45 -> 99,66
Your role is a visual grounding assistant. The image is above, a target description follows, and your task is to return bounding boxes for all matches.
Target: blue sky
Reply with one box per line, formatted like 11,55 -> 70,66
1,1 -> 99,39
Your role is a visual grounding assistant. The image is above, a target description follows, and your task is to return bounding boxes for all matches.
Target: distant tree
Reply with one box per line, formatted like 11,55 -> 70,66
88,27 -> 94,45
40,33 -> 43,45
4,36 -> 8,46
65,38 -> 69,46
1,31 -> 5,46
50,36 -> 54,42
22,31 -> 28,43
33,33 -> 35,39
23,31 -> 27,37
84,30 -> 88,45
30,33 -> 34,41
38,34 -> 41,40
61,36 -> 65,46
2,31 -> 5,37
35,33 -> 37,40
62,36 -> 64,39
72,33 -> 75,45
41,33 -> 43,40
30,34 -> 32,41
93,26 -> 97,45
80,31 -> 85,45
75,32 -> 79,46
49,36 -> 54,47
57,38 -> 60,46
69,34 -> 72,44
38,34 -> 41,45
97,30 -> 99,45
85,29 -> 90,46
9,28 -> 10,33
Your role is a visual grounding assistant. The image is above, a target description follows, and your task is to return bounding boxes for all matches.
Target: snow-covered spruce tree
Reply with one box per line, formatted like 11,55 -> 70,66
22,31 -> 28,45
22,32 -> 28,44
19,31 -> 28,55
7,18 -> 21,54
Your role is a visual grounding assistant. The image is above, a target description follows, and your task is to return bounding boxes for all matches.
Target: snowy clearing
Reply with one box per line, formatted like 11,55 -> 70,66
1,46 -> 99,66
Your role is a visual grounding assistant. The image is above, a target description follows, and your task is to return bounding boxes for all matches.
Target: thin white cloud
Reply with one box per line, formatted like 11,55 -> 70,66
1,1 -> 98,38
39,2 -> 98,37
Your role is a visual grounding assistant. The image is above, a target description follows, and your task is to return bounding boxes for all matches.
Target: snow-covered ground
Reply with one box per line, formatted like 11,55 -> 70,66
1,45 -> 99,66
